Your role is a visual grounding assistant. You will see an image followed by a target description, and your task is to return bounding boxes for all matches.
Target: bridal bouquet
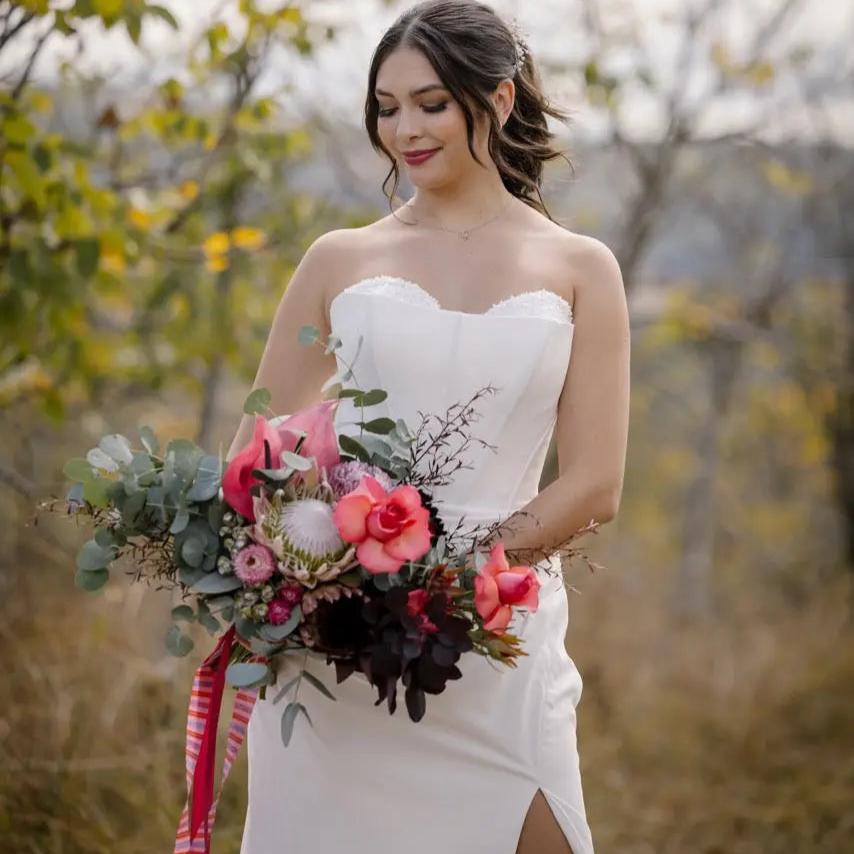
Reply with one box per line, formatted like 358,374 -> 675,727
46,322 -> 558,852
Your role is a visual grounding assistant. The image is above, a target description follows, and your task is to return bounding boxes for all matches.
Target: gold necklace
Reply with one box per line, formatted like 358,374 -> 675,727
404,195 -> 513,240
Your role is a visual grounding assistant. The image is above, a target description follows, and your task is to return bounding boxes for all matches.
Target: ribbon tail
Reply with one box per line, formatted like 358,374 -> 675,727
173,625 -> 263,854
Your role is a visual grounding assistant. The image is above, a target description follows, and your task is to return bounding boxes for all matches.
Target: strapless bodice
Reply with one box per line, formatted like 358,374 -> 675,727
328,275 -> 575,537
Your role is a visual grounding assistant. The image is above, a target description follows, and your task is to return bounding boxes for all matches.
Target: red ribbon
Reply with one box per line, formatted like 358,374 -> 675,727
173,625 -> 262,853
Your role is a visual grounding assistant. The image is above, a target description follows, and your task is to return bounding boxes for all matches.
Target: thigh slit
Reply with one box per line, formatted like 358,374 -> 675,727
514,786 -> 575,854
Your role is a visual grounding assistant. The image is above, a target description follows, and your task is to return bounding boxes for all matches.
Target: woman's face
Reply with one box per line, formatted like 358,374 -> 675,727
374,46 -> 499,190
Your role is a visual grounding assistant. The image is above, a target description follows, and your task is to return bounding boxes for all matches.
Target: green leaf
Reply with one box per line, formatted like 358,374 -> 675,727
180,536 -> 205,567
243,388 -> 272,415
75,239 -> 100,278
171,604 -> 196,622
170,507 -> 190,535
301,670 -> 337,701
354,389 -> 388,406
196,599 -> 220,634
226,661 -> 270,688
82,476 -> 111,508
271,674 -> 301,704
280,700 -> 311,747
139,425 -> 160,456
99,434 -> 134,466
166,624 -> 194,657
64,458 -> 95,483
298,324 -> 319,346
360,417 -> 396,434
76,539 -> 114,571
86,448 -> 119,472
338,434 -> 370,463
190,572 -> 243,595
94,526 -> 125,548
75,568 -> 109,591
186,455 -> 223,502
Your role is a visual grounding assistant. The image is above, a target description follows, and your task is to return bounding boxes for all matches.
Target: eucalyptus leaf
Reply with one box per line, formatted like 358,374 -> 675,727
338,434 -> 370,463
190,571 -> 242,595
86,447 -> 119,473
280,701 -> 312,747
297,324 -> 319,346
360,417 -> 396,434
170,508 -> 190,535
272,674 -> 301,704
139,425 -> 160,456
355,389 -> 388,407
64,458 -> 95,483
165,439 -> 204,483
301,670 -> 337,701
171,605 -> 196,623
196,600 -> 220,634
226,662 -> 270,688
166,624 -> 194,657
75,568 -> 109,591
99,434 -> 134,467
187,455 -> 223,502
243,387 -> 272,415
76,539 -> 114,571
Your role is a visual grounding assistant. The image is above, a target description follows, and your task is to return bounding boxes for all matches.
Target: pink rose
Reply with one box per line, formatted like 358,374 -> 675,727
275,399 -> 340,483
332,474 -> 432,575
474,543 -> 540,633
222,415 -> 283,522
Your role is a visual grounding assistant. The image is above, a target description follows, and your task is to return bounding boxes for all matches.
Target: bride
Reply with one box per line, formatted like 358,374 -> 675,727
227,2 -> 630,852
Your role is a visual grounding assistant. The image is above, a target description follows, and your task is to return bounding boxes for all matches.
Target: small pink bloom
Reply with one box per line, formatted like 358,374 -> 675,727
474,543 -> 540,633
268,599 -> 294,626
222,415 -> 283,522
233,543 -> 276,586
406,589 -> 439,634
275,400 -> 341,482
278,583 -> 303,606
332,474 -> 431,575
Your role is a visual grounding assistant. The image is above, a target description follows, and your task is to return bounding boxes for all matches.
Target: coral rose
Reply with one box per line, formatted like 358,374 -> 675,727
474,543 -> 540,633
332,474 -> 431,574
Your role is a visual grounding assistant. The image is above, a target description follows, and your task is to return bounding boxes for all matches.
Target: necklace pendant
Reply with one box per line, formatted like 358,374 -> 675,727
460,230 -> 470,240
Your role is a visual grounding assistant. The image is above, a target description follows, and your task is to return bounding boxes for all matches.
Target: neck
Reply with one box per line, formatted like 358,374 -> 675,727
409,165 -> 512,230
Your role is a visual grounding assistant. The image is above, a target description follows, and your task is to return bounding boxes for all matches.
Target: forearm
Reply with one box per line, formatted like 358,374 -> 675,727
475,474 -> 619,567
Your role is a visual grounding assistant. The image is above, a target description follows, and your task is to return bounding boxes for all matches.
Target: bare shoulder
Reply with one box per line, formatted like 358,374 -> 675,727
537,222 -> 625,313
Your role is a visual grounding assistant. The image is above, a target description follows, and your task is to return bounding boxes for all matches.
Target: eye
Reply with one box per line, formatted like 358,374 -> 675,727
377,102 -> 449,118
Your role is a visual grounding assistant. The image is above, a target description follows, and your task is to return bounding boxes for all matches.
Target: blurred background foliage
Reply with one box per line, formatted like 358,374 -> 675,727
1,1 -> 852,852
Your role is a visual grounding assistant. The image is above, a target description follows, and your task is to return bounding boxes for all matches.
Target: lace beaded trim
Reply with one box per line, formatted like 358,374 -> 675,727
334,275 -> 573,326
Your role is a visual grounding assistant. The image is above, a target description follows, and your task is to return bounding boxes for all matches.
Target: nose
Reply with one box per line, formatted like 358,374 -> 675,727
395,105 -> 423,143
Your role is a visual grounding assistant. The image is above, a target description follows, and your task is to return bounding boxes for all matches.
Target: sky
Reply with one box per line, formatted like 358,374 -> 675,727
3,0 -> 853,144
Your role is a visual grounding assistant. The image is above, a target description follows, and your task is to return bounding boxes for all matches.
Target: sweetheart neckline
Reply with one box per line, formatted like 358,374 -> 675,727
329,274 -> 574,326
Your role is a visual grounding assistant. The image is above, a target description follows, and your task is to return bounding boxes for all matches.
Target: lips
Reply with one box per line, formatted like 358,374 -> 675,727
403,147 -> 440,166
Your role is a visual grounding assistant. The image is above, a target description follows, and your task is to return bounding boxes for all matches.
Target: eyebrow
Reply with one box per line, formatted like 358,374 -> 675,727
374,84 -> 448,98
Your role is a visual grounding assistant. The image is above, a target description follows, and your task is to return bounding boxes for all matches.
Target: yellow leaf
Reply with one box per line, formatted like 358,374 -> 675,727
206,254 -> 229,272
127,206 -> 153,229
231,226 -> 266,251
179,180 -> 199,201
203,231 -> 230,256
761,159 -> 813,195
101,246 -> 126,274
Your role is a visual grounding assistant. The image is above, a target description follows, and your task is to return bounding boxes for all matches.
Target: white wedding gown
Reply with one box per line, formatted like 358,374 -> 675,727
239,274 -> 594,854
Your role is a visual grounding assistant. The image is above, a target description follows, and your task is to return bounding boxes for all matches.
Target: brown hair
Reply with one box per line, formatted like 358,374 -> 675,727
364,0 -> 574,220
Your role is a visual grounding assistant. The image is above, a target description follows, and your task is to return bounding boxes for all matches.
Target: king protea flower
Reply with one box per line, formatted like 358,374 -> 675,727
253,490 -> 355,588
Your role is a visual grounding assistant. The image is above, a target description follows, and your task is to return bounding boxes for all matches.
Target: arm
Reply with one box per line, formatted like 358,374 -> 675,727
224,230 -> 348,463
479,237 -> 631,566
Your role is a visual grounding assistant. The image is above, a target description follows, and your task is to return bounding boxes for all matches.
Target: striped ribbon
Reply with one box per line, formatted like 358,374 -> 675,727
173,624 -> 264,853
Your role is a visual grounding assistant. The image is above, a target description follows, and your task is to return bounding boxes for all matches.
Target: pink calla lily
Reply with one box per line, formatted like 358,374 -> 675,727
222,415 -> 283,522
275,399 -> 341,482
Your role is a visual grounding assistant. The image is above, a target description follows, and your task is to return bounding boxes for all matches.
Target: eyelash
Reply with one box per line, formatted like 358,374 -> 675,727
378,102 -> 448,118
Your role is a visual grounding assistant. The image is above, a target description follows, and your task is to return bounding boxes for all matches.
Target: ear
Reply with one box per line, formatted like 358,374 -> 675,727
492,78 -> 516,126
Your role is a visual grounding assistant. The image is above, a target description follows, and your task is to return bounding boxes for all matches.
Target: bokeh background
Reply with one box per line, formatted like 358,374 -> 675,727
2,1 -> 852,852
